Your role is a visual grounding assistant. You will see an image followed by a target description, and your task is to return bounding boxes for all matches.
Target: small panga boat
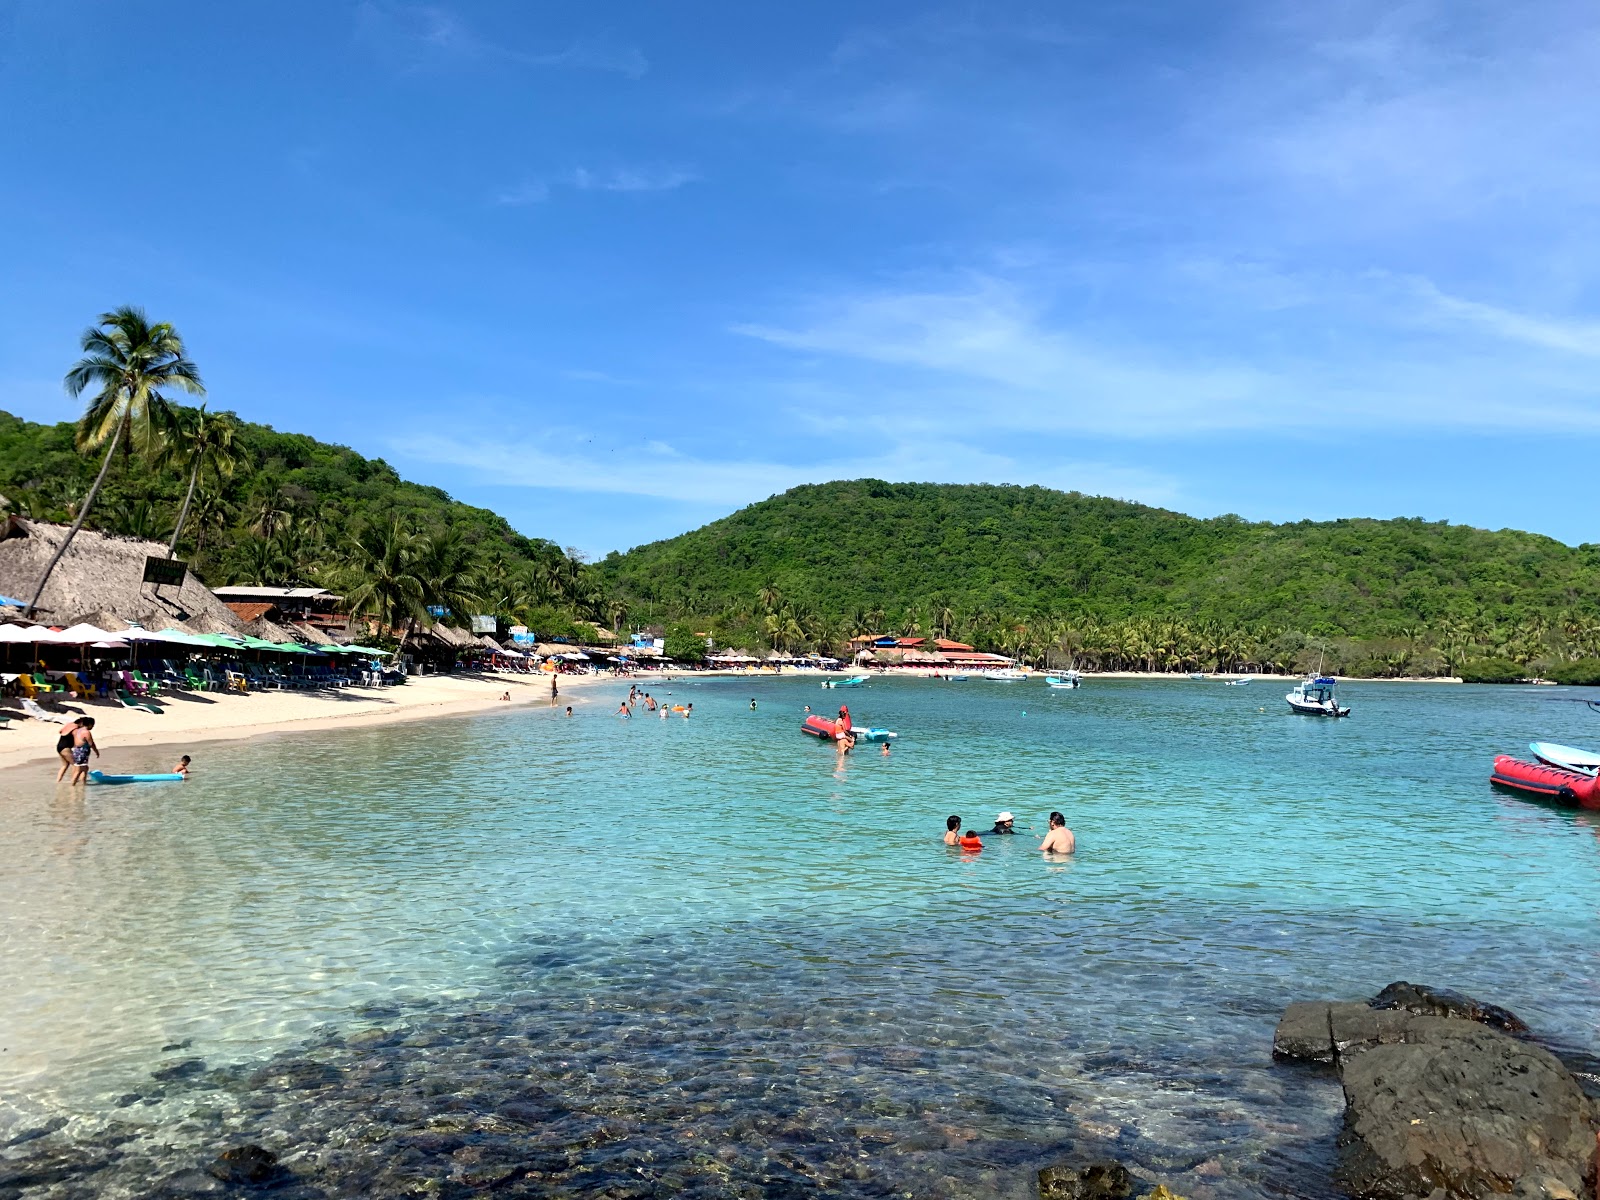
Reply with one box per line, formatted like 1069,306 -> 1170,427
822,676 -> 869,689
1286,676 -> 1350,717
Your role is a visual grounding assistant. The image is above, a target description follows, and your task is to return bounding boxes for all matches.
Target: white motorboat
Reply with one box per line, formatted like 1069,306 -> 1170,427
1223,677 -> 1251,686
982,668 -> 1028,682
1046,671 -> 1081,689
1286,676 -> 1350,717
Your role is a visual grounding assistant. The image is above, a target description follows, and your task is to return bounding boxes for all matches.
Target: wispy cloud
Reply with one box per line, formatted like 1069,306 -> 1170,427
493,166 -> 696,206
568,166 -> 697,193
389,431 -> 1179,509
1414,281 -> 1600,358
356,3 -> 647,77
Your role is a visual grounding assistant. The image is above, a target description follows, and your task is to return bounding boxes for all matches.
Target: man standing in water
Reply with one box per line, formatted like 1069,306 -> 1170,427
1040,811 -> 1075,855
944,815 -> 961,845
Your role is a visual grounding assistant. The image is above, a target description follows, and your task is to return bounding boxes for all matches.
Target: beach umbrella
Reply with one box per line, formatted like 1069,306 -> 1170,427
270,641 -> 314,654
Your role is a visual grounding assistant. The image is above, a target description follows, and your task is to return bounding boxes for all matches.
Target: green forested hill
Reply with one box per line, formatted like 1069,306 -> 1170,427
0,408 -> 604,640
601,480 -> 1600,674
0,408 -> 564,580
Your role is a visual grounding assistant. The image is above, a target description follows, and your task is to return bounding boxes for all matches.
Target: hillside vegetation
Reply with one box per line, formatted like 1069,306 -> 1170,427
601,480 -> 1600,676
0,407 -> 605,641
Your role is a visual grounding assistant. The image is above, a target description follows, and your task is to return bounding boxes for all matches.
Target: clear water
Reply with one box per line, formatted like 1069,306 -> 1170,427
3,677 -> 1600,1198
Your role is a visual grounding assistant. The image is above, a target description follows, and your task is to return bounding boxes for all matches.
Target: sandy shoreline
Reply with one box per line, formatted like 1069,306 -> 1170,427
1,665 -> 1467,774
0,671 -> 623,773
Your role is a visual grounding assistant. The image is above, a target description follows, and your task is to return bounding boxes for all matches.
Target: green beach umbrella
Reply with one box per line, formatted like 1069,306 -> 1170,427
270,641 -> 314,654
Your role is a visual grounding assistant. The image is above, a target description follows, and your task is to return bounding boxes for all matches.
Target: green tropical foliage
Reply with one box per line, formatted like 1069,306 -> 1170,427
0,404 -> 608,641
600,480 -> 1600,675
24,307 -> 205,613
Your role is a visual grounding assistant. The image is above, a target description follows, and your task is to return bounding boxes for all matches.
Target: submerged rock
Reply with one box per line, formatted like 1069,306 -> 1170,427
1038,1160 -> 1135,1200
205,1144 -> 284,1186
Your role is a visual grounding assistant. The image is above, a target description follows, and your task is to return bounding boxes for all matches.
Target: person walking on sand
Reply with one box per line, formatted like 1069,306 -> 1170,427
1040,811 -> 1075,855
55,717 -> 86,782
68,718 -> 99,785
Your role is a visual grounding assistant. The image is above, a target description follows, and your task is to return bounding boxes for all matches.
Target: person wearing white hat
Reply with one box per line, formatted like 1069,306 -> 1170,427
984,812 -> 1017,835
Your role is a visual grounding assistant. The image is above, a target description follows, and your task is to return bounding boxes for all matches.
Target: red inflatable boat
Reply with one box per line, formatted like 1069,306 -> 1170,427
801,715 -> 844,740
1490,755 -> 1600,809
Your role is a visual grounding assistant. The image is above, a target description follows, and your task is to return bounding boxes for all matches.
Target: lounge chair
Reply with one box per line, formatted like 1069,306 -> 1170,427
20,697 -> 54,720
0,709 -> 12,728
117,688 -> 162,714
31,672 -> 65,694
62,672 -> 98,699
184,666 -> 209,690
130,669 -> 163,696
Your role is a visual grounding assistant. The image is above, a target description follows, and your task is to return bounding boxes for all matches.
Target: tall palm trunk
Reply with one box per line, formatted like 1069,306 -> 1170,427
168,454 -> 201,558
25,418 -> 124,617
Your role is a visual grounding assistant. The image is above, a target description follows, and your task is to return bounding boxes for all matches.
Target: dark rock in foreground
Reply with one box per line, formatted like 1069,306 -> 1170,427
206,1144 -> 285,1186
1038,1160 -> 1135,1200
1370,981 -> 1531,1037
1274,983 -> 1598,1200
1338,1021 -> 1594,1200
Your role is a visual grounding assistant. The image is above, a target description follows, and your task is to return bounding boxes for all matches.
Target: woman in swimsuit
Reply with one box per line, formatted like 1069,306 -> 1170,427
55,718 -> 83,783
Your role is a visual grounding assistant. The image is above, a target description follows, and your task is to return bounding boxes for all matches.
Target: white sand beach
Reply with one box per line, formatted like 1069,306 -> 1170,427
0,671 -> 610,773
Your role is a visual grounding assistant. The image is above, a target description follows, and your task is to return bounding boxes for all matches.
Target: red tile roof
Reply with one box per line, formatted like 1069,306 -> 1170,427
223,601 -> 278,623
933,638 -> 975,651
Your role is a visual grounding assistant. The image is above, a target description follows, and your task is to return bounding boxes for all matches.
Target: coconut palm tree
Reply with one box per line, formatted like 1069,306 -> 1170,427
155,404 -> 237,558
343,519 -> 427,653
25,307 -> 204,615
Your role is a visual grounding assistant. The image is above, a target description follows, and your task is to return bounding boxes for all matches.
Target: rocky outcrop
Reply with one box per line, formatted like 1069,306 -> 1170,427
1038,1161 -> 1134,1200
1369,981 -> 1531,1037
1036,1162 -> 1190,1200
1274,983 -> 1597,1200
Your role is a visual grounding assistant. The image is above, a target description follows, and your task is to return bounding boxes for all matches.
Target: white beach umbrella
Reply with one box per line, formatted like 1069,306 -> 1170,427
50,623 -> 121,643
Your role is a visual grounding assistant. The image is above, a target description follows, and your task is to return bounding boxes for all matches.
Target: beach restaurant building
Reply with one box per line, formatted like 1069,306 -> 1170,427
849,634 -> 1016,669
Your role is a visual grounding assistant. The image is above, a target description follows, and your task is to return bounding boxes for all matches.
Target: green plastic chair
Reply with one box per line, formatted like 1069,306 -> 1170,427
117,688 -> 161,714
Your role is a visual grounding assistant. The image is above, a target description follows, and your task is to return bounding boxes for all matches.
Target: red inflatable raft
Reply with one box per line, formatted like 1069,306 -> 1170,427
801,715 -> 844,740
1490,755 -> 1600,809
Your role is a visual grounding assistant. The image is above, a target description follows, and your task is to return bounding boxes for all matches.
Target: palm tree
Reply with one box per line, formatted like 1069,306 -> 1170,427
343,519 -> 427,653
155,404 -> 237,557
25,307 -> 204,615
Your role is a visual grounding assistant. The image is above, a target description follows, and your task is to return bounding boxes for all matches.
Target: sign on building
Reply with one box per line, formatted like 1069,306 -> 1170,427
142,556 -> 186,587
511,631 -> 537,646
470,615 -> 497,634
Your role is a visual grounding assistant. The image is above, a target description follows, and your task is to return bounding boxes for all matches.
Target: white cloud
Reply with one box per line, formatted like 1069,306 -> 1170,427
494,166 -> 696,205
388,432 -> 1180,509
730,272 -> 1600,437
356,3 -> 647,77
567,166 -> 696,193
1413,281 -> 1600,358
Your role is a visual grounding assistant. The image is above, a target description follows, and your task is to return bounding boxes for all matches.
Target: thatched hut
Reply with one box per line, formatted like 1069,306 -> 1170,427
0,517 -> 247,632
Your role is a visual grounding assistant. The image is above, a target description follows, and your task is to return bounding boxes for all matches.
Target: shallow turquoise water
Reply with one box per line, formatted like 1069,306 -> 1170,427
3,677 -> 1600,1197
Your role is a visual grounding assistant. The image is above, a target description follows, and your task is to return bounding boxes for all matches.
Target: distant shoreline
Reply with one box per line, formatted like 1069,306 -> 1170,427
0,666 -> 1475,775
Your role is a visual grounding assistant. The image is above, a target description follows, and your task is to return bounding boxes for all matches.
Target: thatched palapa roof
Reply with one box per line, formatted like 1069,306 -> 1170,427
0,518 -> 248,633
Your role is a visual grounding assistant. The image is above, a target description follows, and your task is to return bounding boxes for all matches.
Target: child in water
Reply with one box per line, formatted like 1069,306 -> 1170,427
172,755 -> 191,777
958,830 -> 984,851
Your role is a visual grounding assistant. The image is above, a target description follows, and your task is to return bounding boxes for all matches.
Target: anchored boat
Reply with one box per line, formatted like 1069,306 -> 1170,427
1286,676 -> 1350,717
822,676 -> 869,689
1045,671 -> 1081,689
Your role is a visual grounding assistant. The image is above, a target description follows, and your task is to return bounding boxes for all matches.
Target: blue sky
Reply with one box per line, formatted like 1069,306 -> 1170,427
3,1 -> 1599,556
